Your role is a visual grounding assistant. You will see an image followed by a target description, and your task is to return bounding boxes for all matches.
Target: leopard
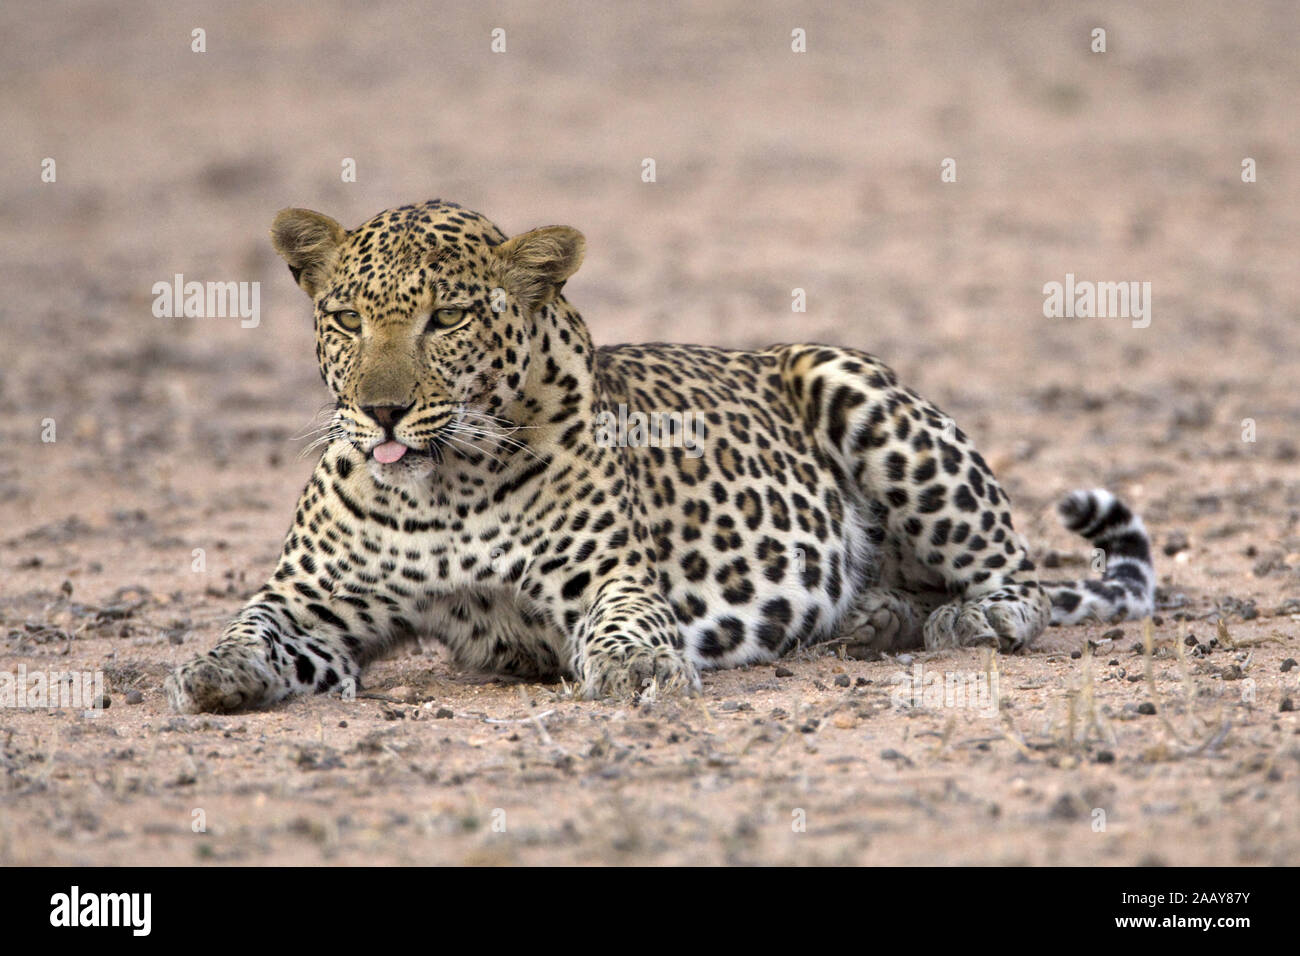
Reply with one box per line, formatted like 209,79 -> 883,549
165,199 -> 1155,713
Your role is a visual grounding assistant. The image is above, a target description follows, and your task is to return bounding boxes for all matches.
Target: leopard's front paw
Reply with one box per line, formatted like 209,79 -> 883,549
923,586 -> 1050,652
165,653 -> 275,714
579,641 -> 700,700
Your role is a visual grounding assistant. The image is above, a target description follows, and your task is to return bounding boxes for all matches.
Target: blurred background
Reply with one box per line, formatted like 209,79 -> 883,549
2,0 -> 1298,613
2,0 -> 1300,590
1,0 -> 1299,868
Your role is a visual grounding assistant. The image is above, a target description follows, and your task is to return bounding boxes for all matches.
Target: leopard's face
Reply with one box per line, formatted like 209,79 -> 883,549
312,231 -> 525,480
269,201 -> 584,483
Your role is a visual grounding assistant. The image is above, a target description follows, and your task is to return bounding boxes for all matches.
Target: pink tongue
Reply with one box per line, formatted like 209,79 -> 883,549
373,441 -> 408,464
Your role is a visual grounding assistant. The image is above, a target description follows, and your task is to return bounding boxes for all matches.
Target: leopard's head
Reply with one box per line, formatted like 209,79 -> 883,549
270,200 -> 585,480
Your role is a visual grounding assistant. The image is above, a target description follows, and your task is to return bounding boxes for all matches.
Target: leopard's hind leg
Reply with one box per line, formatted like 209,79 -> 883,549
826,586 -> 933,657
782,345 -> 1052,652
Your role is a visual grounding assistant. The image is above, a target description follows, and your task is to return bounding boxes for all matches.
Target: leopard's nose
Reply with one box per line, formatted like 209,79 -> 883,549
361,402 -> 414,431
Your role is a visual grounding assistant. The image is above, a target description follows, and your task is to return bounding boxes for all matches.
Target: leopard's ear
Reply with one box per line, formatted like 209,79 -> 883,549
493,226 -> 586,311
270,208 -> 347,297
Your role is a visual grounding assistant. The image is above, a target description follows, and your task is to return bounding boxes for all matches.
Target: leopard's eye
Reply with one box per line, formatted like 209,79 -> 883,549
427,307 -> 466,332
329,310 -> 362,333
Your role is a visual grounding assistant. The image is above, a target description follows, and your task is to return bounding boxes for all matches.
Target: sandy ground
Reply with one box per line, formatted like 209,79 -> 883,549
1,0 -> 1298,865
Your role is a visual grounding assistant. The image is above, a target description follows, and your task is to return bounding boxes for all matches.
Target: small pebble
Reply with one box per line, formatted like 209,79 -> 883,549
125,690 -> 143,705
434,707 -> 454,719
1070,650 -> 1081,660
774,666 -> 794,678
1281,659 -> 1297,673
1049,793 -> 1084,820
1094,750 -> 1116,764
1163,531 -> 1190,556
1137,702 -> 1157,715
833,674 -> 851,687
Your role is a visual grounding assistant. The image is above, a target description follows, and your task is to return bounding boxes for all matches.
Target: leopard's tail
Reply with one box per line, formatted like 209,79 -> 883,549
1042,489 -> 1155,625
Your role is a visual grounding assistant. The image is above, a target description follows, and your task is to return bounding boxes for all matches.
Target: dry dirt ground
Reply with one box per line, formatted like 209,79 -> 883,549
2,1 -> 1298,865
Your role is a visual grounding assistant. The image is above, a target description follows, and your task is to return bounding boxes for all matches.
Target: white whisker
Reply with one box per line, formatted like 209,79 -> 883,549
452,420 -> 545,464
442,429 -> 506,468
460,409 -> 545,431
